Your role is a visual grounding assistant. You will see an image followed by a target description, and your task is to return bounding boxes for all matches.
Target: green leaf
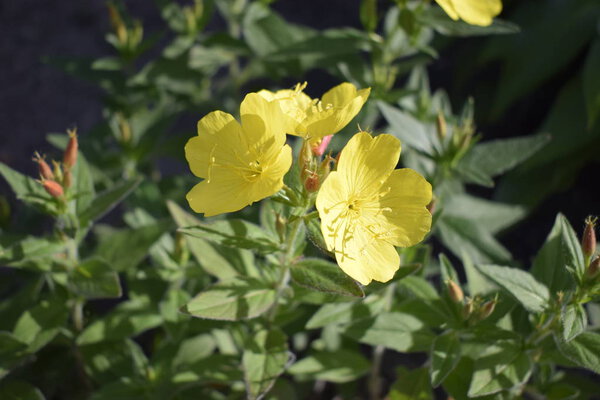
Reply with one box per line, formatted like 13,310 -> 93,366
288,349 -> 369,383
179,219 -> 280,254
562,304 -> 588,343
13,299 -> 68,353
167,200 -> 255,279
437,216 -> 511,264
531,214 -> 585,292
555,331 -> 600,374
439,253 -> 459,283
305,217 -> 330,257
182,277 -> 277,321
0,381 -> 45,400
72,153 -> 95,215
378,101 -> 433,154
78,178 -> 141,227
477,264 -> 550,313
584,39 -> 600,127
0,333 -> 28,379
172,354 -> 243,384
345,312 -> 434,353
242,3 -> 313,57
290,258 -> 364,298
172,334 -> 216,368
460,134 -> 551,179
94,221 -> 171,272
430,331 -> 461,387
443,194 -> 527,234
0,236 -> 65,271
468,341 -> 532,397
306,295 -> 385,329
77,300 -> 162,345
71,258 -> 122,299
242,328 -> 289,400
420,7 -> 519,37
81,340 -> 148,385
389,366 -> 433,400
0,163 -> 57,213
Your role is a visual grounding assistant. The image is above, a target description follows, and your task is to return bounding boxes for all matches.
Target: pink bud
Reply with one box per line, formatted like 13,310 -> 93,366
311,135 -> 333,157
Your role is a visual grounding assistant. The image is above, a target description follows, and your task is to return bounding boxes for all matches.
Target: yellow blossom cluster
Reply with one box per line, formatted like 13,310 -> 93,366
185,82 -> 432,284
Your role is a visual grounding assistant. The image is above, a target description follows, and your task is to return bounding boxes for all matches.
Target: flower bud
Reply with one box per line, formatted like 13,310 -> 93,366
63,169 -> 73,189
462,298 -> 474,319
42,179 -> 64,198
311,135 -> 333,157
63,128 -> 78,169
304,172 -> 320,193
436,111 -> 447,140
446,279 -> 464,303
478,300 -> 496,321
299,140 -> 313,181
52,160 -> 63,183
33,152 -> 54,180
586,257 -> 600,280
582,216 -> 597,260
426,198 -> 436,214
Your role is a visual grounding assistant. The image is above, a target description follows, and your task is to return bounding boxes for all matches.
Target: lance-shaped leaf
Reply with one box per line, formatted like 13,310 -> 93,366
182,277 -> 277,321
389,366 -> 433,400
344,312 -> 434,353
70,258 -> 122,299
78,177 -> 142,227
288,349 -> 369,383
468,341 -> 532,397
459,134 -> 551,179
430,331 -> 461,387
555,331 -> 600,374
0,163 -> 58,214
561,304 -> 588,343
531,214 -> 584,292
0,332 -> 28,379
242,328 -> 289,400
94,221 -> 171,272
378,101 -> 434,154
290,258 -> 364,298
167,200 -> 254,279
306,295 -> 385,329
0,381 -> 45,400
0,236 -> 65,271
419,7 -> 519,37
477,264 -> 550,313
179,219 -> 280,254
13,298 -> 69,353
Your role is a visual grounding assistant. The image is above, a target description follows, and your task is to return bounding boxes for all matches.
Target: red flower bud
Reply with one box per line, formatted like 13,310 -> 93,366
33,152 -> 54,180
478,300 -> 496,321
304,173 -> 320,193
63,128 -> 78,169
587,257 -> 600,280
582,216 -> 597,260
42,180 -> 64,198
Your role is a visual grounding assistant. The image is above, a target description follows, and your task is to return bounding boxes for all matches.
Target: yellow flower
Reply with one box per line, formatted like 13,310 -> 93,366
185,93 -> 292,216
435,0 -> 502,26
258,82 -> 370,142
315,132 -> 432,285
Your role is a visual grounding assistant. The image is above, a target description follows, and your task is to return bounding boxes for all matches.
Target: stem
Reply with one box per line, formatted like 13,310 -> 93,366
368,345 -> 385,400
268,217 -> 305,323
72,300 -> 84,332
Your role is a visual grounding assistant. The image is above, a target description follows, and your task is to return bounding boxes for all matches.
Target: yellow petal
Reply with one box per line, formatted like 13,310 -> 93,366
186,111 -> 242,178
186,168 -> 253,217
379,168 -> 432,247
450,0 -> 502,26
336,225 -> 400,285
316,171 -> 351,252
303,85 -> 370,139
248,144 -> 293,202
337,132 -> 401,195
241,93 -> 293,142
435,0 -> 460,20
322,83 -> 369,108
